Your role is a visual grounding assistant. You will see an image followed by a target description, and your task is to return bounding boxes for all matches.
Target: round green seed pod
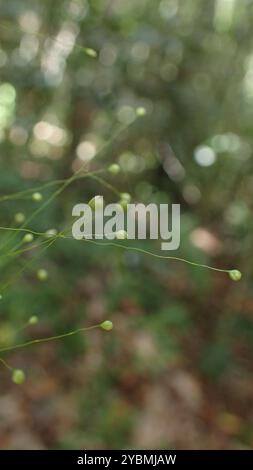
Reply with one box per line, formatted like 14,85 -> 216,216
136,107 -> 147,117
45,229 -> 57,238
84,47 -> 97,58
14,212 -> 25,224
37,269 -> 48,281
29,315 -> 38,325
100,320 -> 113,331
12,369 -> 25,385
115,229 -> 128,240
119,192 -> 131,203
32,192 -> 43,202
229,270 -> 242,281
108,163 -> 120,175
23,233 -> 34,243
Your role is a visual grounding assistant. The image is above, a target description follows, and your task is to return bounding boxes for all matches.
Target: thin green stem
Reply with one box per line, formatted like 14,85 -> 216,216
0,120 -> 131,256
64,237 -> 231,273
0,170 -> 106,203
0,223 -> 73,293
0,324 -> 101,354
0,226 -> 232,274
0,357 -> 13,371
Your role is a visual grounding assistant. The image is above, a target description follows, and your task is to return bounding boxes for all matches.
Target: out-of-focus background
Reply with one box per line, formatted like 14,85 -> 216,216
0,0 -> 253,450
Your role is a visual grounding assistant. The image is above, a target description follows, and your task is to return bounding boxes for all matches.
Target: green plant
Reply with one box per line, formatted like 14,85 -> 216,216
0,11 -> 242,388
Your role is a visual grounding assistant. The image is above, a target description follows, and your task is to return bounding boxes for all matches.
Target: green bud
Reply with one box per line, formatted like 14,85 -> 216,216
23,233 -> 34,243
12,369 -> 25,385
100,320 -> 113,331
32,192 -> 43,202
84,47 -> 97,58
136,107 -> 146,117
115,229 -> 128,240
45,229 -> 57,238
120,192 -> 131,203
108,163 -> 120,175
88,195 -> 104,210
229,270 -> 242,281
29,315 -> 38,325
37,269 -> 48,281
14,212 -> 25,224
